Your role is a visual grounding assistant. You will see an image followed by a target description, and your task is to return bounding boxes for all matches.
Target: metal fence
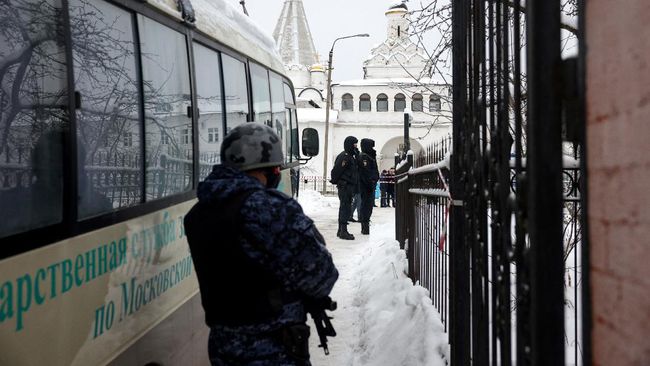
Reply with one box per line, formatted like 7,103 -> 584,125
395,0 -> 588,364
301,175 -> 338,195
395,137 -> 452,332
396,144 -> 585,365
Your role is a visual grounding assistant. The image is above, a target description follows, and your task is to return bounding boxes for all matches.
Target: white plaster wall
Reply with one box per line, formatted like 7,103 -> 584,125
331,84 -> 452,124
296,114 -> 451,178
310,70 -> 325,89
285,68 -> 311,89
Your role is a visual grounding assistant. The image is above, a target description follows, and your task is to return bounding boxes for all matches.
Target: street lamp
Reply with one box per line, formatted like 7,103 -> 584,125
322,33 -> 370,195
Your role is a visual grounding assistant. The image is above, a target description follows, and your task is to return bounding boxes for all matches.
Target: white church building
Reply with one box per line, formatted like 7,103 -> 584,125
273,0 -> 451,176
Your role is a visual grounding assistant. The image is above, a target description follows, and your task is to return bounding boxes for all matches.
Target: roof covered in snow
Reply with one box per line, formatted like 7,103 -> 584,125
388,1 -> 408,11
334,77 -> 449,87
147,0 -> 284,74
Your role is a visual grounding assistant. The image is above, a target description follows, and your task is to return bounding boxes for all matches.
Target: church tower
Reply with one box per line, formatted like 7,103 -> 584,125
363,1 -> 431,79
273,0 -> 324,101
386,2 -> 410,41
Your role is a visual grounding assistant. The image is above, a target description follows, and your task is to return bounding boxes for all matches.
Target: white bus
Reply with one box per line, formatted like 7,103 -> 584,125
0,0 -> 317,364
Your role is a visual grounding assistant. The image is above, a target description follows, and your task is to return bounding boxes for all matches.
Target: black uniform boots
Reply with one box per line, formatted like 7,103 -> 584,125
337,223 -> 355,240
361,222 -> 369,235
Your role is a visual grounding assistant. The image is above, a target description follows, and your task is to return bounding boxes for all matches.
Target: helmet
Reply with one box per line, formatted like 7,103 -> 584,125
220,122 -> 284,171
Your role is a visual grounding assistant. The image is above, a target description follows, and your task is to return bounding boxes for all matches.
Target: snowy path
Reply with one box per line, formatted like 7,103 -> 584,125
298,191 -> 449,366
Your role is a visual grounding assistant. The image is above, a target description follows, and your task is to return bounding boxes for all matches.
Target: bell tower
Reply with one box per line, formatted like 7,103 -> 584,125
386,1 -> 409,42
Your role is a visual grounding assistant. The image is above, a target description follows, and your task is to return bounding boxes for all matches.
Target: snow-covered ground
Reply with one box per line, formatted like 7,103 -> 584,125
298,190 -> 449,366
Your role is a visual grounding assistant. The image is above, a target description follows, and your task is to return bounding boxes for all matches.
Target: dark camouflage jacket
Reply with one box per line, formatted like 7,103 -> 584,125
186,165 -> 338,364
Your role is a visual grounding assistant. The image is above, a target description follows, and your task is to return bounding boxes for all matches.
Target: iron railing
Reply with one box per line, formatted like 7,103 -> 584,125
396,0 -> 587,363
395,137 -> 452,332
301,175 -> 338,195
396,142 -> 585,366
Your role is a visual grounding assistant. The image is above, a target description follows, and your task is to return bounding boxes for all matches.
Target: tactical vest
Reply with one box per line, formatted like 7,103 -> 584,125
184,190 -> 297,327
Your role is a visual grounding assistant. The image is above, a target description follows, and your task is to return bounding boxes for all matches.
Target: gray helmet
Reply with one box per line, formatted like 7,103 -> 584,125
220,122 -> 284,171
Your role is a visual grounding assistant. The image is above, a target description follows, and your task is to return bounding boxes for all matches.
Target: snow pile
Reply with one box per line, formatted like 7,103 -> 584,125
349,225 -> 449,366
297,189 -> 339,216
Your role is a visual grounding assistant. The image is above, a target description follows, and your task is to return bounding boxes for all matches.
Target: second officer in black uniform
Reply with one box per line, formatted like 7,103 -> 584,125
330,136 -> 359,240
358,138 -> 379,235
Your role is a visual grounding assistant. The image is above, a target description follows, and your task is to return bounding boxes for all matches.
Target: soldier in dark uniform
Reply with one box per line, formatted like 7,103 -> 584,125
184,123 -> 338,365
330,136 -> 359,240
358,139 -> 379,235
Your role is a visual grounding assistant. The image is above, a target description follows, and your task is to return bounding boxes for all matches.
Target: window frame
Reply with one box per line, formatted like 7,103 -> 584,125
429,94 -> 442,112
394,93 -> 406,112
377,93 -> 389,112
341,93 -> 354,111
359,93 -> 372,112
412,93 -> 424,112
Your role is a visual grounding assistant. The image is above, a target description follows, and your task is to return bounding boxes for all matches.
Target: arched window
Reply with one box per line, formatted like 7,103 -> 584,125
377,93 -> 388,112
342,93 -> 354,111
359,93 -> 371,112
429,94 -> 441,111
394,93 -> 406,112
412,93 -> 423,112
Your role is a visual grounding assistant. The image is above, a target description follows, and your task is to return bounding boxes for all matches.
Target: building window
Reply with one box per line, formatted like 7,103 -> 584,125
429,94 -> 441,111
412,93 -> 423,112
181,128 -> 190,145
123,132 -> 133,147
208,128 -> 219,143
394,93 -> 406,112
377,93 -> 388,112
359,93 -> 371,112
161,134 -> 170,145
342,93 -> 354,111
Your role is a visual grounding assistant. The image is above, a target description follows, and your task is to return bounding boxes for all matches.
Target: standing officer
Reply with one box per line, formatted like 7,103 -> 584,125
358,139 -> 379,235
184,123 -> 339,365
330,136 -> 359,240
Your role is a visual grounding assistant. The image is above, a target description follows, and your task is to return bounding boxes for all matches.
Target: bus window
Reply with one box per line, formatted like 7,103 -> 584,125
0,0 -> 68,238
269,72 -> 286,160
222,54 -> 249,132
138,15 -> 193,200
249,63 -> 272,125
291,109 -> 300,161
283,83 -> 295,105
71,0 -> 142,218
193,43 -> 223,180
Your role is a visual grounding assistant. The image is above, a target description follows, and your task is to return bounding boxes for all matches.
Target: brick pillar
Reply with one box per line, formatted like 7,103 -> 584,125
586,1 -> 650,365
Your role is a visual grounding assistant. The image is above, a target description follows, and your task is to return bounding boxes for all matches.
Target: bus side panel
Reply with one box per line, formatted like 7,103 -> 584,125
108,293 -> 209,366
0,201 -> 199,366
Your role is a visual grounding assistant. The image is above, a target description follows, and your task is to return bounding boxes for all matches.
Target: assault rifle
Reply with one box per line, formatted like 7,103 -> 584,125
305,297 -> 337,355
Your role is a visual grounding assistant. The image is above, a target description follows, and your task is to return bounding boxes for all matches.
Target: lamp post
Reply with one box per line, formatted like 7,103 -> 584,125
322,33 -> 370,195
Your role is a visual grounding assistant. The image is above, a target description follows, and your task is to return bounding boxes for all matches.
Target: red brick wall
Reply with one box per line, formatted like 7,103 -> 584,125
586,1 -> 650,365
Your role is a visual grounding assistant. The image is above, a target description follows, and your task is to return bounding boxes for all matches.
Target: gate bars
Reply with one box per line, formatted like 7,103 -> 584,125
394,0 -> 587,365
448,0 -> 587,365
395,137 -> 453,332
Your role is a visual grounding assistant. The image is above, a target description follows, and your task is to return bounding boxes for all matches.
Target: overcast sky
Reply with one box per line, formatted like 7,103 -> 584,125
228,0 -> 404,82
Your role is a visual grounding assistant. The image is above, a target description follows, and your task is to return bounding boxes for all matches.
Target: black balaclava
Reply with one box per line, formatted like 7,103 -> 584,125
360,138 -> 376,158
344,136 -> 358,155
264,166 -> 282,189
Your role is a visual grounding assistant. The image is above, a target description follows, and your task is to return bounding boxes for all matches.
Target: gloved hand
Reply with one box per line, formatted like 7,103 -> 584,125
303,296 -> 337,312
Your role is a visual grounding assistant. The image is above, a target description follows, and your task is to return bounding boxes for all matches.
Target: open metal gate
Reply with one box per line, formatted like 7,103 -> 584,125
449,0 -> 588,364
396,0 -> 588,365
